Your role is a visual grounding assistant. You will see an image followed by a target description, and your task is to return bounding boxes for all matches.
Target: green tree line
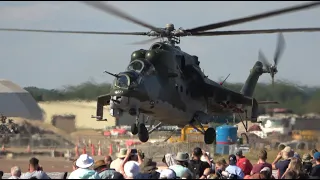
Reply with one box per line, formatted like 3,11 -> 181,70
24,81 -> 320,115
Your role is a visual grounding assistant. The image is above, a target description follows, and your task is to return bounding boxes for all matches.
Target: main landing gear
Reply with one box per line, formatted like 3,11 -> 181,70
190,117 -> 216,144
131,112 -> 149,143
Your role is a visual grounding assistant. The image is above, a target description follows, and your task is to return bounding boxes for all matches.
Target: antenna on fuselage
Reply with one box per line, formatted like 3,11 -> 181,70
220,73 -> 231,85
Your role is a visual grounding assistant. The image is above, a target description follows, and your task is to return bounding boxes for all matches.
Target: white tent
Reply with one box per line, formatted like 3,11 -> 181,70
0,79 -> 43,120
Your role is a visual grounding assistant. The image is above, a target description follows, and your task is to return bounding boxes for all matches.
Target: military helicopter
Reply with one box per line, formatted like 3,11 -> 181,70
1,1 -> 320,144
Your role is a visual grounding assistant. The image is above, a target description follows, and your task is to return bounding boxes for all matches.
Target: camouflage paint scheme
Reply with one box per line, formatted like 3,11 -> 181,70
96,42 -> 266,127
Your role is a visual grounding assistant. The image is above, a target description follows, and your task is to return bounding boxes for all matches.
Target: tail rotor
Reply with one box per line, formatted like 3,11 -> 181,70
258,33 -> 286,86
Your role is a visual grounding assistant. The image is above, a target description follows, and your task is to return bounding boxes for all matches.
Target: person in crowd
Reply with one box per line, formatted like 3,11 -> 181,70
294,152 -> 301,160
311,149 -> 318,165
110,148 -> 128,172
159,168 -> 177,179
135,158 -> 159,179
105,156 -> 113,168
282,157 -> 308,179
0,171 -> 3,179
188,147 -> 211,178
119,148 -> 141,179
8,166 -> 21,179
20,157 -> 51,179
236,150 -> 253,176
247,167 -> 274,179
170,152 -> 193,178
162,153 -> 176,168
180,170 -> 193,179
225,154 -> 245,179
272,146 -> 293,179
72,159 -> 78,171
309,152 -> 320,178
302,153 -> 313,175
93,159 -> 118,179
251,149 -> 272,175
67,154 -> 100,179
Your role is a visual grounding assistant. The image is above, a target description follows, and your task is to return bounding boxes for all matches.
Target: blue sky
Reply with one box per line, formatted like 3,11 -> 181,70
0,1 -> 320,89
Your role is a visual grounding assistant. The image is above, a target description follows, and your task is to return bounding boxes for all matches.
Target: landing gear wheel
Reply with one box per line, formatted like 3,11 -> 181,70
204,128 -> 216,144
138,123 -> 149,143
240,133 -> 249,144
131,123 -> 138,135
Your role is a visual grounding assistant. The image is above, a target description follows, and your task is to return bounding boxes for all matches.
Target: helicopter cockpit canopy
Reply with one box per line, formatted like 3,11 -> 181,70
127,59 -> 155,75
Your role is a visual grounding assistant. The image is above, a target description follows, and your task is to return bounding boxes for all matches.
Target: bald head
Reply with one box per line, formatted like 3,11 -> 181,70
11,166 -> 21,177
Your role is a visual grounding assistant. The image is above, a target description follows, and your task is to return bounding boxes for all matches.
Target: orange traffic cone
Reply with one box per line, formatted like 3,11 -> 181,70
82,146 -> 87,154
117,144 -> 120,153
98,145 -> 102,156
91,144 -> 95,156
26,145 -> 31,153
75,145 -> 79,157
109,144 -> 113,156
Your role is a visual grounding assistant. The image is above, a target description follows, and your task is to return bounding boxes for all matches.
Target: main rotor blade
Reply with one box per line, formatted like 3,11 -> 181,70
0,28 -> 147,35
187,1 -> 320,33
273,33 -> 286,66
191,28 -> 320,36
81,1 -> 160,33
128,37 -> 160,45
259,50 -> 272,69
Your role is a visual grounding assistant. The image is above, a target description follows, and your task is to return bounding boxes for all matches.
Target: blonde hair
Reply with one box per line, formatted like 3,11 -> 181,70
287,157 -> 303,177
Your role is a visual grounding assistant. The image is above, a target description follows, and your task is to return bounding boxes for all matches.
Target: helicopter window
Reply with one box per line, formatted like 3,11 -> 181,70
114,74 -> 130,89
127,60 -> 145,73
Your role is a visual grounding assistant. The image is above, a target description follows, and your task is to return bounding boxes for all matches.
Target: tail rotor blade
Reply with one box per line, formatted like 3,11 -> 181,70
274,33 -> 286,66
258,50 -> 271,69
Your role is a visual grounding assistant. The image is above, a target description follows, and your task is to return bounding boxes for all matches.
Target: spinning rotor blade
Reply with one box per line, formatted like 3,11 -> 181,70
273,33 -> 286,66
191,28 -> 320,36
258,50 -> 272,69
187,1 -> 320,33
81,1 -> 160,33
129,37 -> 160,45
0,28 -> 147,35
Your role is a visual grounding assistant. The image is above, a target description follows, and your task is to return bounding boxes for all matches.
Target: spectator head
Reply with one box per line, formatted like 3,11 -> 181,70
11,166 -> 21,177
76,154 -> 94,169
311,149 -> 318,158
314,152 -> 320,162
215,158 -> 227,171
105,155 -> 112,168
236,150 -> 244,159
140,158 -> 157,174
258,149 -> 268,161
284,170 -> 297,179
160,168 -> 177,179
287,157 -> 302,175
111,171 -> 124,179
29,157 -> 40,171
228,154 -> 237,165
124,161 -> 140,178
193,147 -> 202,159
174,152 -> 189,166
260,167 -> 271,179
93,159 -> 108,172
162,153 -> 175,167
293,152 -> 301,160
302,153 -> 312,163
281,146 -> 293,160
117,148 -> 127,160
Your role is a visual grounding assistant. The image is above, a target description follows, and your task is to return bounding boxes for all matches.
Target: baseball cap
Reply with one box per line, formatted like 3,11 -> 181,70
229,154 -> 237,165
314,152 -> 320,160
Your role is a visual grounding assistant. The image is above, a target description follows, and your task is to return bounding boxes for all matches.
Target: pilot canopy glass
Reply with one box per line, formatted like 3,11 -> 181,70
127,59 -> 155,75
115,74 -> 130,89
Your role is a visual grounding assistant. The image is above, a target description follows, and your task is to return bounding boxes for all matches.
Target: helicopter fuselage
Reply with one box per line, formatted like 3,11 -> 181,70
106,42 -> 238,126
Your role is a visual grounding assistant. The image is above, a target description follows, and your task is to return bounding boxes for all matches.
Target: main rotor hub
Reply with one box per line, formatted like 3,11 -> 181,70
165,23 -> 175,31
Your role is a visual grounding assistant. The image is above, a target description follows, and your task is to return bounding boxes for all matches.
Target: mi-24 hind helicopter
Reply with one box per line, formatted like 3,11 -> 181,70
1,1 -> 320,144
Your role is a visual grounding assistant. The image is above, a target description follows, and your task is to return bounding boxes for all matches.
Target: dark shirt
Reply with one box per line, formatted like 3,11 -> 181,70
188,160 -> 210,178
275,159 -> 291,179
303,162 -> 313,175
134,171 -> 160,179
310,164 -> 320,177
251,162 -> 272,175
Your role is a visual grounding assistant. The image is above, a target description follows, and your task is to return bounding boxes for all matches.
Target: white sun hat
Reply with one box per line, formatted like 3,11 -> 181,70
124,161 -> 140,178
76,154 -> 94,169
